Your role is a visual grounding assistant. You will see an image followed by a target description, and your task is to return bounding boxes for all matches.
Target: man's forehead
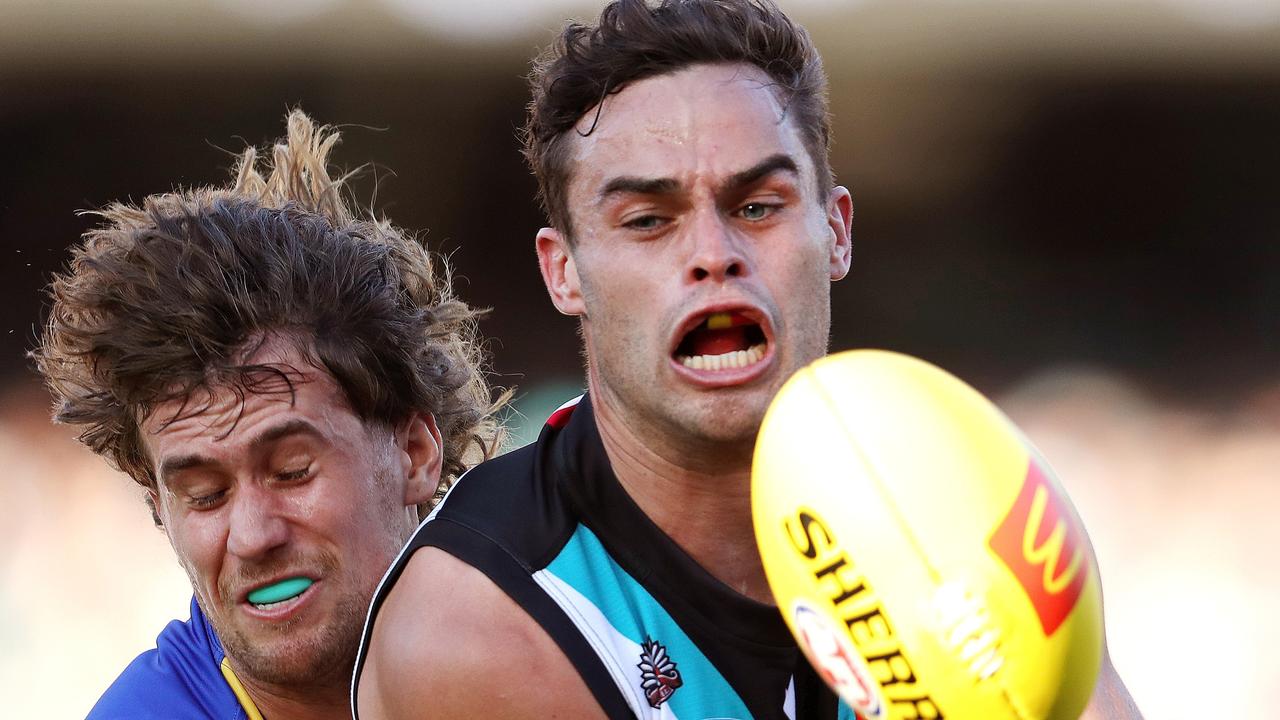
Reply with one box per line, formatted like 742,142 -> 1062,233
568,63 -> 803,172
576,63 -> 785,130
139,341 -> 347,451
141,373 -> 306,437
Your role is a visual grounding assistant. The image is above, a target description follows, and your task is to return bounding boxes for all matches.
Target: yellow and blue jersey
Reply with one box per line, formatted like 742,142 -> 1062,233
88,597 -> 263,720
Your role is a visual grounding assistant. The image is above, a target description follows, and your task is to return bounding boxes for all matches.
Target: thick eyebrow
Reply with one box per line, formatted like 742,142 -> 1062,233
596,153 -> 800,205
157,418 -> 325,484
599,175 -> 681,201
723,154 -> 799,194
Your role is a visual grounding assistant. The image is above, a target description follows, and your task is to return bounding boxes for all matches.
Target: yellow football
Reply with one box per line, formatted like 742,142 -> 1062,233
752,350 -> 1103,719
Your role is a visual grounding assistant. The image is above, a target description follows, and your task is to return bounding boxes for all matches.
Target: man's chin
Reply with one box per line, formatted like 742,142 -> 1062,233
667,393 -> 771,453
218,615 -> 359,688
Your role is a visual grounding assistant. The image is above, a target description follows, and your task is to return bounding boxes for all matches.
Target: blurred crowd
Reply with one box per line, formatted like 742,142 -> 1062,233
2,365 -> 1275,717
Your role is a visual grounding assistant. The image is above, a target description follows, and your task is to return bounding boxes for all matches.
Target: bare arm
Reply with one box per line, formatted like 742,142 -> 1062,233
1080,646 -> 1143,720
356,547 -> 606,720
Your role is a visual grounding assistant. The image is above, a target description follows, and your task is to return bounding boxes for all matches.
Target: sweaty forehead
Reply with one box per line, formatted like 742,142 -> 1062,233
567,63 -> 809,189
138,337 -> 350,460
142,373 -> 298,439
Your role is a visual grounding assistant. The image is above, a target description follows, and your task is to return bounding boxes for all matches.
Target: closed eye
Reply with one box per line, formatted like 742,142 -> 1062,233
623,214 -> 669,231
277,466 -> 312,483
189,489 -> 227,510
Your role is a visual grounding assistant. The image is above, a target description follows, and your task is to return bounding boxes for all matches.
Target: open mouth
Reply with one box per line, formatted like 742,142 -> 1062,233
674,311 -> 768,371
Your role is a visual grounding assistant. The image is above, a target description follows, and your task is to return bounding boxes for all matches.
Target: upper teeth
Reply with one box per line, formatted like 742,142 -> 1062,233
678,343 -> 766,370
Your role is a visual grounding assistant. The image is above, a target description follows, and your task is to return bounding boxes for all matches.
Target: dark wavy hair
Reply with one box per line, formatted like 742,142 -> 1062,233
33,111 -> 503,512
522,0 -> 833,239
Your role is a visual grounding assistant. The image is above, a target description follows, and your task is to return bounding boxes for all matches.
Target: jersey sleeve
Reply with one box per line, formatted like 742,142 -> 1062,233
87,598 -> 247,720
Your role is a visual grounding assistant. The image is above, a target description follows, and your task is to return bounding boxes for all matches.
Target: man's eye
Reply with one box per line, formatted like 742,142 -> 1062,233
624,215 -> 665,231
738,202 -> 777,221
277,466 -> 311,482
189,490 -> 226,509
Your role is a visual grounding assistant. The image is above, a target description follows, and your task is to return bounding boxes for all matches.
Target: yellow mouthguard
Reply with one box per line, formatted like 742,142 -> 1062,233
706,312 -> 733,330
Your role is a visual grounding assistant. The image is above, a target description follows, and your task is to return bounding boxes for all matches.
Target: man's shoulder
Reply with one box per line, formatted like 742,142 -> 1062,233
366,548 -> 543,668
434,394 -> 589,525
441,437 -> 540,504
87,600 -> 244,720
356,547 -> 603,719
354,400 -> 608,718
423,433 -> 575,566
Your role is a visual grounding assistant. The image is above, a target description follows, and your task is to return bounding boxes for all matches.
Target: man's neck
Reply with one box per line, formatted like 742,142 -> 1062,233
234,665 -> 351,720
589,389 -> 773,604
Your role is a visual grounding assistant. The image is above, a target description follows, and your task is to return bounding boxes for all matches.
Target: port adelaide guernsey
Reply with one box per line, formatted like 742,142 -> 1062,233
353,394 -> 854,719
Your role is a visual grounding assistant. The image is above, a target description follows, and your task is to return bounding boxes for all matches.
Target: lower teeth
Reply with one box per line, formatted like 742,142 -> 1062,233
679,342 -> 766,370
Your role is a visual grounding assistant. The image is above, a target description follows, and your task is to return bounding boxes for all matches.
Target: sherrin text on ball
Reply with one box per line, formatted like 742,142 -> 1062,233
752,350 -> 1103,719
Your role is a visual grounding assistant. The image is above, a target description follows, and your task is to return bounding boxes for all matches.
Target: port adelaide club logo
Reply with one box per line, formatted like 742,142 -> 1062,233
637,637 -> 683,708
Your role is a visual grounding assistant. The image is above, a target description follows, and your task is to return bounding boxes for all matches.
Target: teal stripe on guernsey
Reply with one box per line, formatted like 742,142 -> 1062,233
545,524 -> 753,719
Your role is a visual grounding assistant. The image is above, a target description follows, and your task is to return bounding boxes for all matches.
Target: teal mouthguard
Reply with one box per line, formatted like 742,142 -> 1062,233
247,577 -> 313,605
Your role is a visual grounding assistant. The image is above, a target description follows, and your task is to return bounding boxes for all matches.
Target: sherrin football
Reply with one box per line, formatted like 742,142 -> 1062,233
752,350 -> 1103,720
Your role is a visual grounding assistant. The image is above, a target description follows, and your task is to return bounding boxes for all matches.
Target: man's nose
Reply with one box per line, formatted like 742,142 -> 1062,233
686,209 -> 747,284
225,484 -> 290,560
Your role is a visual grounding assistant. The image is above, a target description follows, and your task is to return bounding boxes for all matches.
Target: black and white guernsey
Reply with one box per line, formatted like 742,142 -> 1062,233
353,394 -> 854,720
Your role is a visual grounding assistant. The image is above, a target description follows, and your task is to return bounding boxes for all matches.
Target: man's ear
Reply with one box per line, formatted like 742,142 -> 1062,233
536,227 -> 585,316
826,185 -> 853,281
398,412 -> 444,508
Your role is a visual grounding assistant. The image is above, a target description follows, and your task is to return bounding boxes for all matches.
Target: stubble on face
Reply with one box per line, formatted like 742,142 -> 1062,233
146,336 -> 419,693
206,547 -> 356,686
211,434 -> 409,690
